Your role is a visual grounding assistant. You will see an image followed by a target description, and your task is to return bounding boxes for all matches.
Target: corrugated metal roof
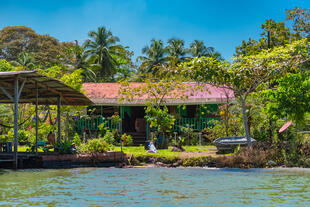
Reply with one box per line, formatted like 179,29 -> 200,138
0,70 -> 93,105
83,82 -> 234,105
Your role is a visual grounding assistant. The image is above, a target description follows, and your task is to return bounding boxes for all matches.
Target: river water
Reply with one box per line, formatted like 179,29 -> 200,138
0,167 -> 310,206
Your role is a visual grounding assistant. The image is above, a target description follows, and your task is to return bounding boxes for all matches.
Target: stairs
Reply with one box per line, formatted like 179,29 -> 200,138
127,132 -> 146,146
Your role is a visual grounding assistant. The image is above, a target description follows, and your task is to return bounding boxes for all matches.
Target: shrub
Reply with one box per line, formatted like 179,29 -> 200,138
54,141 -> 75,154
86,138 -> 110,153
102,131 -> 115,145
73,133 -> 81,146
121,133 -> 133,146
18,130 -> 28,143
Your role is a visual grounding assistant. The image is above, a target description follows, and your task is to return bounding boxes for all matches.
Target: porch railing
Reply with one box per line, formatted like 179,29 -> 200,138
75,116 -> 119,132
171,117 -> 220,132
75,116 -> 220,133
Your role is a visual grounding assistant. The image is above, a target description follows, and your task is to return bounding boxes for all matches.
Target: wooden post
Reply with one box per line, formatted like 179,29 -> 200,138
35,81 -> 38,154
57,96 -> 61,143
13,77 -> 19,169
198,132 -> 202,146
174,132 -> 177,145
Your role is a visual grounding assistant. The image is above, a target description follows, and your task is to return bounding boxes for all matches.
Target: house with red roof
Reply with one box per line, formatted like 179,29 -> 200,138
76,82 -> 234,145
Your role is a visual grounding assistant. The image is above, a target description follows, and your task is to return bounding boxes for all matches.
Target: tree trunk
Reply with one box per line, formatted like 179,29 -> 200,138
295,119 -> 298,140
241,97 -> 251,147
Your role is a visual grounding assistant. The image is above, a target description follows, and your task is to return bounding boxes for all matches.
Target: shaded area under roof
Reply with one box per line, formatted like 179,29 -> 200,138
0,71 -> 93,105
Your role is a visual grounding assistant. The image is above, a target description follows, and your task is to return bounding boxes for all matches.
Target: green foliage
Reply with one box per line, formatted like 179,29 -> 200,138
286,7 -> 310,38
190,40 -> 222,60
0,59 -> 15,71
121,133 -> 133,146
10,52 -> 36,69
102,131 -> 115,145
0,26 -> 67,66
54,141 -> 75,154
263,72 -> 310,131
73,133 -> 81,147
145,105 -> 175,132
203,120 -> 232,142
137,39 -> 168,74
180,124 -> 198,145
182,156 -> 211,167
180,39 -> 310,144
110,114 -> 121,125
86,138 -> 110,153
17,130 -> 28,143
84,26 -> 132,81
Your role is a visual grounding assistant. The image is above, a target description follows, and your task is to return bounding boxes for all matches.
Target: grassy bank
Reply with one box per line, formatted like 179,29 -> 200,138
113,145 -> 216,159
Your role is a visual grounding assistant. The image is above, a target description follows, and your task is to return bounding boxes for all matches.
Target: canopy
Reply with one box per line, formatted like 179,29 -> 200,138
0,71 -> 92,105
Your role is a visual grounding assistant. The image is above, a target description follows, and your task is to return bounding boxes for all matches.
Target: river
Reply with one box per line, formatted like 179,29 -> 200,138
0,167 -> 310,206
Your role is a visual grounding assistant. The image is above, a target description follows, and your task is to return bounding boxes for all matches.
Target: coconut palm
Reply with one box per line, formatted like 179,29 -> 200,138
137,39 -> 168,74
166,38 -> 188,65
189,40 -> 223,60
84,26 -> 128,81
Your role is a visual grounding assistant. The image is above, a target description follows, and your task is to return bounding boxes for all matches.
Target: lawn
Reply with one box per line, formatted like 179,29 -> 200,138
112,145 -> 216,159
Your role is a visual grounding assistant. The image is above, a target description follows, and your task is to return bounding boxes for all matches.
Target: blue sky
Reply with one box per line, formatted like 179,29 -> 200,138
0,0 -> 309,61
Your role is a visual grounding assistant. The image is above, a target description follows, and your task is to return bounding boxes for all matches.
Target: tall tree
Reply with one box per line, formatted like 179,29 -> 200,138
0,26 -> 66,66
263,72 -> 310,137
260,19 -> 300,48
235,38 -> 261,56
84,26 -> 130,81
166,38 -> 188,65
181,39 -> 309,146
286,7 -> 310,38
189,40 -> 222,60
137,39 -> 168,74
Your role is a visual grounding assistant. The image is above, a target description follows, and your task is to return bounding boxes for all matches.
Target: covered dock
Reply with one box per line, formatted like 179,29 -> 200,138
0,70 -> 92,169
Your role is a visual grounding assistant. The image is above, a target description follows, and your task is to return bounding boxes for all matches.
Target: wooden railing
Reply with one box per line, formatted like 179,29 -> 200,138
171,117 -> 220,132
76,116 -> 220,133
75,116 -> 119,132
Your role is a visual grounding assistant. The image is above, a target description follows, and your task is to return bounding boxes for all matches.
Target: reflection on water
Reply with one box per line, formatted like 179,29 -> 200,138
0,167 -> 310,206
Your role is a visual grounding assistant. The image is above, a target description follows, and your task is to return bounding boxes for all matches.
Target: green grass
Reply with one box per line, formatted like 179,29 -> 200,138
183,145 -> 215,152
112,145 -> 215,159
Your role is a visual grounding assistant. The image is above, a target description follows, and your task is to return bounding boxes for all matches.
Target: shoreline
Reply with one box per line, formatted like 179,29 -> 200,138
1,150 -> 309,169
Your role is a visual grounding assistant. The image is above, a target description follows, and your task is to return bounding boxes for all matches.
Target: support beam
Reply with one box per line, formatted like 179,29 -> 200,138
13,77 -> 19,169
0,84 -> 13,101
57,96 -> 61,143
17,78 -> 27,99
35,81 -> 38,155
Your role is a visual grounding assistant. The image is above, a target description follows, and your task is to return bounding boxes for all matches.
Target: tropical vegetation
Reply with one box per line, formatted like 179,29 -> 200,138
0,7 -> 309,168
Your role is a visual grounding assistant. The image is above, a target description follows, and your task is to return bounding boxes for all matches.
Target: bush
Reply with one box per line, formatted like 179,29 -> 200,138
18,130 -> 28,143
86,138 -> 110,153
73,133 -> 81,146
121,133 -> 133,146
54,141 -> 75,154
102,131 -> 115,145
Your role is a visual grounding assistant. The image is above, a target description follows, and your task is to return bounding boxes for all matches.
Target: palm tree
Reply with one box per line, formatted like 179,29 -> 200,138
137,39 -> 168,74
84,26 -> 128,81
166,38 -> 188,65
189,40 -> 223,60
77,47 -> 99,82
10,52 -> 35,69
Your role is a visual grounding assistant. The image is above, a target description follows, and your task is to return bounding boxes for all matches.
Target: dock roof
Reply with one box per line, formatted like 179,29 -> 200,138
0,71 -> 93,105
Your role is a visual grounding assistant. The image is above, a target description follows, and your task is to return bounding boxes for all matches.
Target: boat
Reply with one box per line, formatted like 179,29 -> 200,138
213,136 -> 257,153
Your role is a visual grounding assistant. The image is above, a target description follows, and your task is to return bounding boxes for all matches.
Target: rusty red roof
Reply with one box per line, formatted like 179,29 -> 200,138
83,82 -> 234,105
